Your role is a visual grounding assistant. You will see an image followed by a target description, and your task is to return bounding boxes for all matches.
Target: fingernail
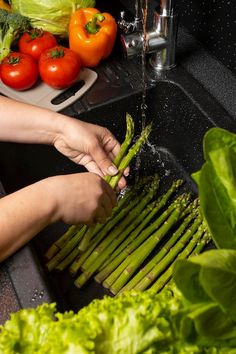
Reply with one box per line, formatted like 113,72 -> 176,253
108,165 -> 118,175
124,170 -> 129,177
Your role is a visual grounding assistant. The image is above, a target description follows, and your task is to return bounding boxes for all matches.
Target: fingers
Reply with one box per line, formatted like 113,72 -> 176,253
117,175 -> 127,190
88,129 -> 120,177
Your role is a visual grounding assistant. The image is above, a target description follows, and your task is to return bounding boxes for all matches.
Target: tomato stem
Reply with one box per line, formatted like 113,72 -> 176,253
8,56 -> 21,65
51,47 -> 64,59
85,13 -> 105,34
29,28 -> 44,40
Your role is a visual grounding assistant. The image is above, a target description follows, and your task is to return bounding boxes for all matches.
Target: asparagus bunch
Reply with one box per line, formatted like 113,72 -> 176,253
45,225 -> 87,272
74,175 -> 160,288
44,113 -> 152,267
43,116 -> 211,296
120,200 -> 200,292
149,228 -> 212,293
95,180 -> 184,284
48,175 -> 150,273
68,176 -> 152,276
129,213 -> 203,292
77,116 -> 152,252
107,193 -> 191,295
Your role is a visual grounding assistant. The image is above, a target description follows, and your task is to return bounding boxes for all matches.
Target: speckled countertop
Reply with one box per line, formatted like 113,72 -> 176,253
0,183 -> 20,324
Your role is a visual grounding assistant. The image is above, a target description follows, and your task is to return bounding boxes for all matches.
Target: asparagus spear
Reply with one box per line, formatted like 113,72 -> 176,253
105,113 -> 134,184
109,123 -> 152,189
109,194 -> 190,295
122,204 -> 199,291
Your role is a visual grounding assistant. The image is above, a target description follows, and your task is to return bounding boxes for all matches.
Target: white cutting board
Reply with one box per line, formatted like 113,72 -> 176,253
0,67 -> 98,111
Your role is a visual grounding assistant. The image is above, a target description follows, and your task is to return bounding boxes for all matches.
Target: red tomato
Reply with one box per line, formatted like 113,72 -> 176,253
19,29 -> 57,61
0,52 -> 38,91
39,46 -> 81,89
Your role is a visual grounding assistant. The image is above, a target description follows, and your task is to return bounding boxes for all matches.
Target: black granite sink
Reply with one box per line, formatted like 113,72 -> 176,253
0,69 -> 236,316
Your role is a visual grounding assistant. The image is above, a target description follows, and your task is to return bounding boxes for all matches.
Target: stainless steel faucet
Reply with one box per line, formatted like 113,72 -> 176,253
120,0 -> 178,71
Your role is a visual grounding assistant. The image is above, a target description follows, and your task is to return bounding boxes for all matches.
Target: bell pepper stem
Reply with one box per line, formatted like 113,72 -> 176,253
85,13 -> 105,34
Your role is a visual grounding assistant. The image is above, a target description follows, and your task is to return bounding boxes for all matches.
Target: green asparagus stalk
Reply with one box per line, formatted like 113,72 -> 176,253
109,195 -> 190,295
99,179 -> 184,272
102,193 -> 189,289
105,113 -> 134,185
45,225 -> 87,272
130,215 -> 203,292
191,230 -> 211,255
44,225 -> 82,261
150,226 -> 210,293
69,182 -> 149,276
122,206 -> 199,291
81,175 -> 160,272
109,123 -> 152,189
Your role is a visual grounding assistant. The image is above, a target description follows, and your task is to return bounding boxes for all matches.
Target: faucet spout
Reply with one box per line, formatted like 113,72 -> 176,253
120,0 -> 178,71
160,0 -> 175,15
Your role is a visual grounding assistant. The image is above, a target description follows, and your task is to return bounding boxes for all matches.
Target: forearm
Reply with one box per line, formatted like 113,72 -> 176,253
0,96 -> 68,145
0,179 -> 58,262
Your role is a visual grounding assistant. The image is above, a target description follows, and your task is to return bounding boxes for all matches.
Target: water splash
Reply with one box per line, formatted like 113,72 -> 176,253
31,288 -> 45,302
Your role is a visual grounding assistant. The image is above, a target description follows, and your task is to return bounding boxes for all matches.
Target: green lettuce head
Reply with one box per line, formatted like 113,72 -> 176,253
10,0 -> 96,36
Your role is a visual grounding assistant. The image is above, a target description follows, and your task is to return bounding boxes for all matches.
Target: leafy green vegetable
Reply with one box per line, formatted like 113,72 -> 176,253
1,285 -> 236,353
10,0 -> 96,36
192,127 -> 236,249
173,249 -> 236,347
0,290 -> 179,354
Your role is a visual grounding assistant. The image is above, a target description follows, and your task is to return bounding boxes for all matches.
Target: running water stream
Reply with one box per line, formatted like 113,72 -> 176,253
140,0 -> 149,130
134,0 -> 149,180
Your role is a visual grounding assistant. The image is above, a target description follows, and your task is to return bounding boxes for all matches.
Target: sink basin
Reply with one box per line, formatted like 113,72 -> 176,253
0,71 -> 235,313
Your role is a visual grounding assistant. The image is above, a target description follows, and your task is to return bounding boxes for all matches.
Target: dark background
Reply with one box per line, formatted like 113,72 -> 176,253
119,0 -> 236,77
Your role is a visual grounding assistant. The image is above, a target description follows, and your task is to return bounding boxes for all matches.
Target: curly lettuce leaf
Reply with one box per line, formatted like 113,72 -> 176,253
0,290 -> 182,354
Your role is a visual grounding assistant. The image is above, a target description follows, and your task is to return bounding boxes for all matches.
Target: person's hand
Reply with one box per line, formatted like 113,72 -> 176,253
44,172 -> 117,225
53,117 -> 128,190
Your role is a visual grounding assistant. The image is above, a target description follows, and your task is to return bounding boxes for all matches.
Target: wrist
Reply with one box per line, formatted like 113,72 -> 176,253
36,177 -> 62,224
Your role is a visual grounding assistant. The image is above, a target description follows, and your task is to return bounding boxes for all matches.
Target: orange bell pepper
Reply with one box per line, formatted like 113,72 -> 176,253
69,8 -> 117,68
0,0 -> 11,11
